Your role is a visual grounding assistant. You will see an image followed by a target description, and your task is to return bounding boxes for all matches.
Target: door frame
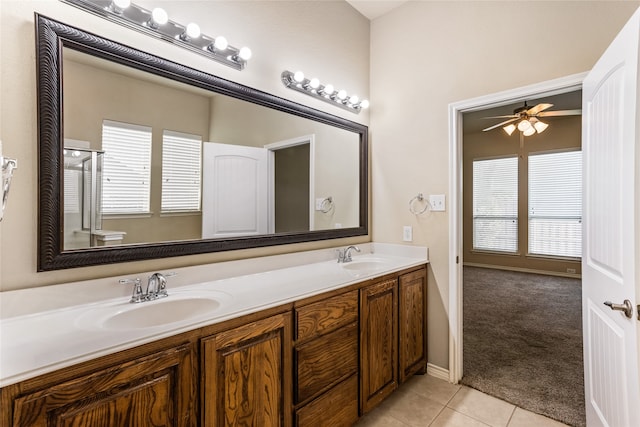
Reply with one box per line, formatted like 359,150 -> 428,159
265,134 -> 316,233
447,72 -> 587,383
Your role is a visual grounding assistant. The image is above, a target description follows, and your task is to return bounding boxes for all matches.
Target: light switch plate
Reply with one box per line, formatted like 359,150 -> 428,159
429,194 -> 446,211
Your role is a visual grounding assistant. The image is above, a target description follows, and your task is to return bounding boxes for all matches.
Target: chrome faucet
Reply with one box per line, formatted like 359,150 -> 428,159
146,272 -> 169,300
337,245 -> 361,263
120,272 -> 175,303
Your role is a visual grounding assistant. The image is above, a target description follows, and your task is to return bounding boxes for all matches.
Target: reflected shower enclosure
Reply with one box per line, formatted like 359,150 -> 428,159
63,147 -> 105,249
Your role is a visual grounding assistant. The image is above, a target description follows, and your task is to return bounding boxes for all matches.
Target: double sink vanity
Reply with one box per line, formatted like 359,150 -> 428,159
0,243 -> 428,426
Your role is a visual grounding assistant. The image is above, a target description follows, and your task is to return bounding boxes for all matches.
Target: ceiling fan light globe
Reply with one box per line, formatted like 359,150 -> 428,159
503,124 -> 517,135
534,121 -> 549,134
523,127 -> 536,137
517,119 -> 532,132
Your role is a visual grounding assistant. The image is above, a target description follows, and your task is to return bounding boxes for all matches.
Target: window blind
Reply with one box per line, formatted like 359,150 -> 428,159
528,150 -> 582,258
161,130 -> 202,212
473,157 -> 518,252
101,120 -> 152,214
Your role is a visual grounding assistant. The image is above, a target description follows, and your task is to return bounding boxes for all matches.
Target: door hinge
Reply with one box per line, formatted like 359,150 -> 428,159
456,256 -> 459,264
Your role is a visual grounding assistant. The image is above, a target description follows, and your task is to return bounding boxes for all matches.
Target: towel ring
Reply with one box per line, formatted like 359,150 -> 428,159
320,196 -> 334,213
409,193 -> 429,215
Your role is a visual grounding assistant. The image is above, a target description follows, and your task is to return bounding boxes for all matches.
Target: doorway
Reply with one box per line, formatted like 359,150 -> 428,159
447,72 -> 586,382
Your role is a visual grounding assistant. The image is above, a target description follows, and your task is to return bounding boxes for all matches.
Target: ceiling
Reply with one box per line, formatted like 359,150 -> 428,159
463,91 -> 583,134
346,0 -> 408,20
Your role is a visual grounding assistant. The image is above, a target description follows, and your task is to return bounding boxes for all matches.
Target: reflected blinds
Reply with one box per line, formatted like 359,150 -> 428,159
161,130 -> 202,212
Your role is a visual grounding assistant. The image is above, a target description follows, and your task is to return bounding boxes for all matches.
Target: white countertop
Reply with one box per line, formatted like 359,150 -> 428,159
0,243 -> 427,387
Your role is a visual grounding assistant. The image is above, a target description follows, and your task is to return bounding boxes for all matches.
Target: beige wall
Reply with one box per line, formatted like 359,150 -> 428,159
463,116 -> 582,275
370,1 -> 639,369
0,0 -> 370,290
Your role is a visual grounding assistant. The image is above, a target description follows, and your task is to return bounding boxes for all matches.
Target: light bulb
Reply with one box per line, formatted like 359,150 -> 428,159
523,126 -> 536,137
533,121 -> 549,134
185,23 -> 201,39
238,47 -> 252,61
213,36 -> 228,50
111,0 -> 130,13
309,78 -> 320,89
503,124 -> 516,136
360,99 -> 370,109
517,119 -> 532,132
150,7 -> 168,27
350,95 -> 359,105
323,84 -> 334,96
337,89 -> 348,100
293,71 -> 305,83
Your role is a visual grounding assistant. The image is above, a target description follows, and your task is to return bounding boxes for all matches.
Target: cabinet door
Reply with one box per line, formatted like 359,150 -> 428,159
360,278 -> 398,414
399,268 -> 428,383
11,344 -> 196,426
202,313 -> 292,427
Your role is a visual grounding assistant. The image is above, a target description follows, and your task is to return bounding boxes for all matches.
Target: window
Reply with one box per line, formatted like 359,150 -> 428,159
161,130 -> 202,212
528,151 -> 582,258
473,157 -> 519,252
101,120 -> 152,214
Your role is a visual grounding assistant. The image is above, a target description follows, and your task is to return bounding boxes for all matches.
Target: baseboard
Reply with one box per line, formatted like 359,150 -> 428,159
427,363 -> 450,382
463,262 -> 582,279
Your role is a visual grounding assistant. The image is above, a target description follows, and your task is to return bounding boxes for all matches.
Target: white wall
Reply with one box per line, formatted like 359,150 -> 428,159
369,1 -> 639,368
0,0 -> 370,290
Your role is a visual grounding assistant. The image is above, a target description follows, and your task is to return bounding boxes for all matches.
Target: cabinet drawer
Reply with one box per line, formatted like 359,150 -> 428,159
296,322 -> 358,404
296,290 -> 358,342
296,374 -> 359,427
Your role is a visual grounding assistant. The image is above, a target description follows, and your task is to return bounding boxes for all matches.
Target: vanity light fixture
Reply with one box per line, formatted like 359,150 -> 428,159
60,0 -> 252,70
281,70 -> 369,113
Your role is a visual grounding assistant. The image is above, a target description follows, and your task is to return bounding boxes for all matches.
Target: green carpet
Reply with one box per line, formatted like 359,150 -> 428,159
462,266 -> 585,427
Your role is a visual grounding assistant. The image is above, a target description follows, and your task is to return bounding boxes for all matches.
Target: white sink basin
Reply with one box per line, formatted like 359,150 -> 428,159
77,291 -> 231,331
340,258 -> 392,275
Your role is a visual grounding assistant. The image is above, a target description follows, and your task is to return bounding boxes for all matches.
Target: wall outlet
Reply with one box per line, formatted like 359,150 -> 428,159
429,194 -> 446,211
403,225 -> 413,242
315,198 -> 325,211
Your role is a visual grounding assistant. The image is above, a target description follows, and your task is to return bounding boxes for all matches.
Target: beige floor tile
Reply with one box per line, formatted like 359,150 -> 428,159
378,387 -> 445,427
355,412 -> 409,427
447,387 -> 515,427
402,374 -> 462,405
430,407 -> 492,427
508,407 -> 569,427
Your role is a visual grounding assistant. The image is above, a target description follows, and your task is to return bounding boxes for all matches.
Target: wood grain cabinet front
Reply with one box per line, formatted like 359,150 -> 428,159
399,268 -> 428,383
360,278 -> 399,414
293,290 -> 359,426
201,312 -> 293,427
9,343 -> 196,427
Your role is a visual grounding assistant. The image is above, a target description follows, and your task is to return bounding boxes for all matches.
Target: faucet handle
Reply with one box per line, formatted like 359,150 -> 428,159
336,248 -> 345,263
119,278 -> 145,303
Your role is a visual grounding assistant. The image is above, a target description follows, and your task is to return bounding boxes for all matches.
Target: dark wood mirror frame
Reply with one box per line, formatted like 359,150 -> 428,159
36,14 -> 368,271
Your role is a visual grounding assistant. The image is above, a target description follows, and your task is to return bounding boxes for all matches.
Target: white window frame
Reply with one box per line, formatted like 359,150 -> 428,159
101,120 -> 152,215
161,130 -> 202,213
528,149 -> 582,259
472,156 -> 519,254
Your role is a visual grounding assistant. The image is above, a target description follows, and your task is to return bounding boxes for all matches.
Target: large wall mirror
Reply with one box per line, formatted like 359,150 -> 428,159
36,14 -> 368,271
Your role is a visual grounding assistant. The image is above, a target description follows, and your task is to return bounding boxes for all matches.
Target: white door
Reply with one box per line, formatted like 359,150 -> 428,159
582,8 -> 640,427
202,142 -> 269,239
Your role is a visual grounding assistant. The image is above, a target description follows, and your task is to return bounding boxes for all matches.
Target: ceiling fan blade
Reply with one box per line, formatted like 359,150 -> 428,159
482,115 -> 518,119
537,109 -> 582,117
482,118 -> 518,132
527,103 -> 554,115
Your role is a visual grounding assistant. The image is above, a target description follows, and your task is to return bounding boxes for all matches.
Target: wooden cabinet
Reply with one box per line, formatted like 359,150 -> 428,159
399,268 -> 428,383
360,278 -> 398,414
201,312 -> 292,427
9,343 -> 196,427
293,290 -> 359,426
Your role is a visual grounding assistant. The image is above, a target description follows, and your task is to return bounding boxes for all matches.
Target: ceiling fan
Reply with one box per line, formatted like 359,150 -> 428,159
482,101 -> 582,136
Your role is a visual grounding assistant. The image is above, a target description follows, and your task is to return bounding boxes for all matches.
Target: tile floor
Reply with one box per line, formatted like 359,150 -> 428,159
356,374 -> 569,427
